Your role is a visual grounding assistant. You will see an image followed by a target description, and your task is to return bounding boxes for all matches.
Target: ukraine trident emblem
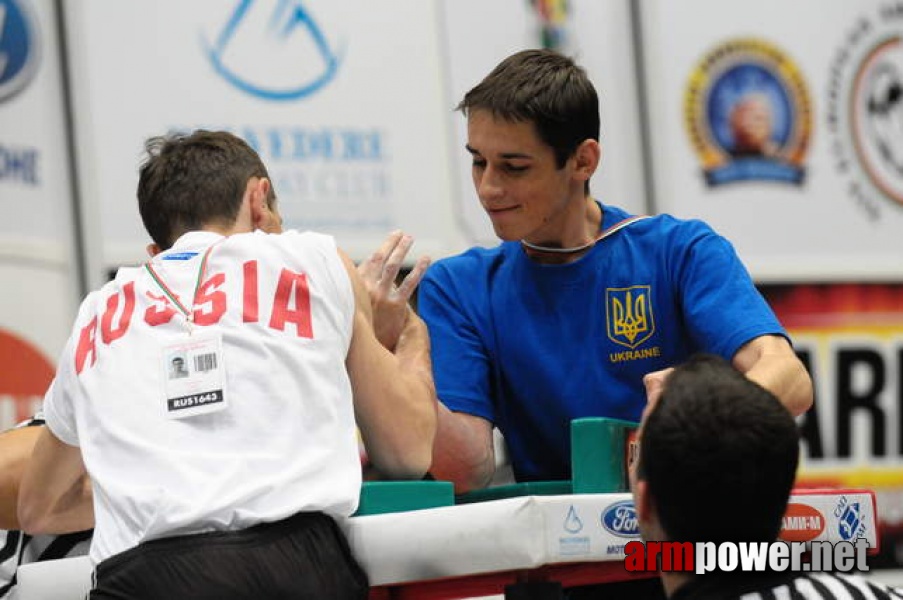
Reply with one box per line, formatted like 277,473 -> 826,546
606,286 -> 655,349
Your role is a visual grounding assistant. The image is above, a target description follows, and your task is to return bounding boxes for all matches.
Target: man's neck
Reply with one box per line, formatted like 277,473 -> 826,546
519,196 -> 602,265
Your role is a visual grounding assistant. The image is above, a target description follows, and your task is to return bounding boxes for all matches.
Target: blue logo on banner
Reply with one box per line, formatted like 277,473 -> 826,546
601,500 -> 640,538
838,501 -> 862,541
0,0 -> 41,102
205,0 -> 341,101
564,505 -> 584,534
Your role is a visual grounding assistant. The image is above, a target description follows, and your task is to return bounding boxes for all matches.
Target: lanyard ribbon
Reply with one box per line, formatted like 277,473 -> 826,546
144,244 -> 217,332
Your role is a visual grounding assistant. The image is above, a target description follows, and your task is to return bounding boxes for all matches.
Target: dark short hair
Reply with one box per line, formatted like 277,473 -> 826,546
637,354 -> 799,543
457,49 -> 600,169
137,130 -> 275,250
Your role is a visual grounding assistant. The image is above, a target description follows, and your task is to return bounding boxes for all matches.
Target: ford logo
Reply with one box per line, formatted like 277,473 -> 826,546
601,500 -> 640,538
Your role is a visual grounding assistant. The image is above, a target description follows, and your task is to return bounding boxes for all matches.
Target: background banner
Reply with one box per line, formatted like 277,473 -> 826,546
63,0 -> 459,286
640,0 -> 903,280
0,0 -> 80,429
764,282 -> 903,530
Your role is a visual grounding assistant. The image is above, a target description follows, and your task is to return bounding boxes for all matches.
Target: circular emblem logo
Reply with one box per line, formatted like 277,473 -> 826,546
851,36 -> 903,206
827,9 -> 903,219
685,38 -> 811,187
0,0 -> 42,103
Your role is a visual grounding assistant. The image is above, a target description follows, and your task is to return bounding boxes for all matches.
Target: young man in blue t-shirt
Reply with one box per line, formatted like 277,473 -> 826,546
362,49 -> 813,493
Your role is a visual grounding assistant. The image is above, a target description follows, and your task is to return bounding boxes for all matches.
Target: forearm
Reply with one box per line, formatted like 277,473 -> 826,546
0,427 -> 40,529
351,311 -> 438,480
0,469 -> 22,530
354,379 -> 436,479
343,247 -> 438,479
430,403 -> 495,494
21,475 -> 93,535
734,336 -> 814,417
744,354 -> 813,417
18,427 -> 94,535
393,309 -> 434,392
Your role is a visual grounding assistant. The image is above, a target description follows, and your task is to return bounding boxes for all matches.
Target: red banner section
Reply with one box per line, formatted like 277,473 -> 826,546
0,328 -> 54,429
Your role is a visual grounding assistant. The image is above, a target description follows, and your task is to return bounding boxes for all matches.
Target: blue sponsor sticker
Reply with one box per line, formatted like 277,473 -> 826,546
162,252 -> 199,261
838,502 -> 862,541
601,500 -> 640,538
564,505 -> 583,534
834,495 -> 867,542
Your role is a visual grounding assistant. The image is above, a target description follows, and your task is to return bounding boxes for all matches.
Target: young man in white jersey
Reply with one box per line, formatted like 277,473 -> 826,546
17,130 -> 437,599
0,416 -> 91,599
635,354 -> 901,599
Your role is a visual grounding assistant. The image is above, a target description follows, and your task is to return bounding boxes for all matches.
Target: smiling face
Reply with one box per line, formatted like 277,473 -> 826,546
466,109 -> 591,244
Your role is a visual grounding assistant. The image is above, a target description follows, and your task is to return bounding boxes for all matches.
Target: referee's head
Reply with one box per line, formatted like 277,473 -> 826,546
633,353 -> 800,544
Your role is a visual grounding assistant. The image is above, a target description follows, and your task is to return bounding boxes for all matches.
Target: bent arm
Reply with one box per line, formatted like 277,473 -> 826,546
0,425 -> 42,529
732,334 -> 814,417
17,426 -> 93,535
429,404 -> 495,494
342,251 -> 437,480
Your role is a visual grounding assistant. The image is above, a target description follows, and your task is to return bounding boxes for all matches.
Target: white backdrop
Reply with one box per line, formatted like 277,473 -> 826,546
0,0 -> 80,429
63,0 -> 650,287
640,0 -> 903,281
63,0 -> 460,288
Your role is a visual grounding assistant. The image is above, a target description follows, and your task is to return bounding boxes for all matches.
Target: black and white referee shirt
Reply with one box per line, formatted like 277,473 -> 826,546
672,570 -> 903,599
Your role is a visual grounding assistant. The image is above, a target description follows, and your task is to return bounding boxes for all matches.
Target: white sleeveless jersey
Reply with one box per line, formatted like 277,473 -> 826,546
43,230 -> 360,564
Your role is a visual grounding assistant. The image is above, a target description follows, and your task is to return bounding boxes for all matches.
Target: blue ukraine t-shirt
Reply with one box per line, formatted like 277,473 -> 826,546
418,204 -> 787,482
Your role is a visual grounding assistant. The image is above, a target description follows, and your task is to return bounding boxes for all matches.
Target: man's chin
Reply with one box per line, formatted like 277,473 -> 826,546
489,225 -> 520,242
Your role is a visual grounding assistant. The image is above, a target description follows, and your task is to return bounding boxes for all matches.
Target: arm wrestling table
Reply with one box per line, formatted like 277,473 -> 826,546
16,418 -> 880,599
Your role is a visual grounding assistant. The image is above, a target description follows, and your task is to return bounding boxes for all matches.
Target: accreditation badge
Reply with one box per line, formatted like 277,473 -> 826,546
160,333 -> 228,419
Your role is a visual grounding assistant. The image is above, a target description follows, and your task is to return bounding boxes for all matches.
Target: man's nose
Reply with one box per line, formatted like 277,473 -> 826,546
477,165 -> 504,200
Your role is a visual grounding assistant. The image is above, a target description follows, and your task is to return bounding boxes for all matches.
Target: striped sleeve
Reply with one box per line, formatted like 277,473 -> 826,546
792,573 -> 903,600
740,573 -> 903,600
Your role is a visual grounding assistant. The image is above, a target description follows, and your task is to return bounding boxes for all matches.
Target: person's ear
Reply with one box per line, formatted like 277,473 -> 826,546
249,177 -> 272,229
642,368 -> 672,422
146,243 -> 162,257
633,478 -> 654,523
572,139 -> 601,183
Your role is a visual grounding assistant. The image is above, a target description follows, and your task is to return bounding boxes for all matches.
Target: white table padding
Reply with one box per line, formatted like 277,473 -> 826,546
16,555 -> 92,600
15,490 -> 879,597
